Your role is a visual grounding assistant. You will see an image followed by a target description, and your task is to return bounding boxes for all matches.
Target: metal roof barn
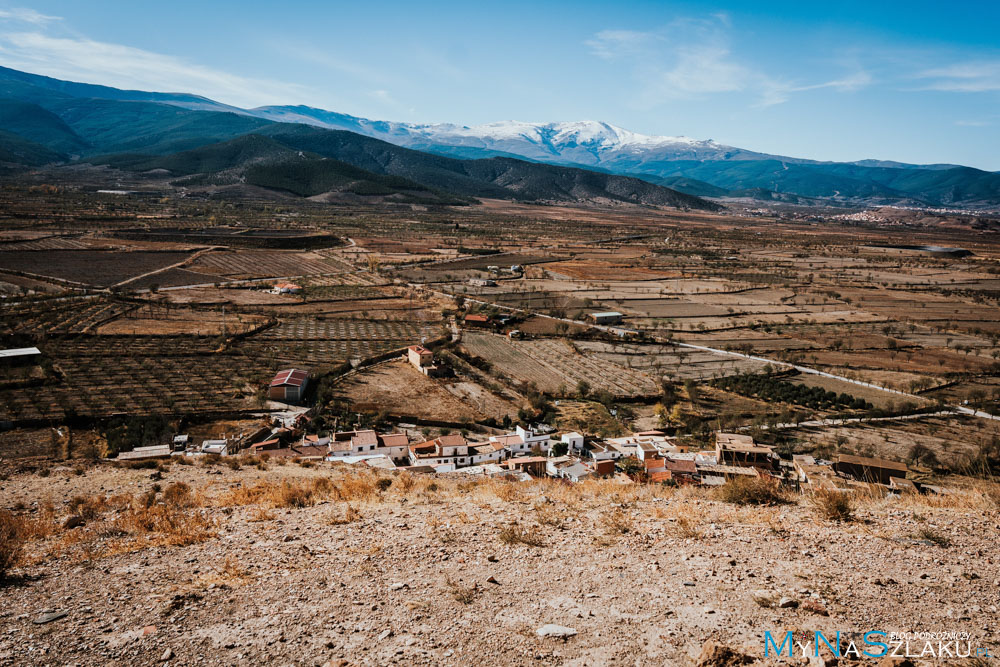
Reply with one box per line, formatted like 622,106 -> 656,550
268,369 -> 310,403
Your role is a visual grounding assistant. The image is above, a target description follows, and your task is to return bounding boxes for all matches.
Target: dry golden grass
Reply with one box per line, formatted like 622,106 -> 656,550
163,482 -> 197,507
673,513 -> 703,538
715,477 -> 791,506
220,477 -> 334,508
445,576 -> 478,605
600,508 -> 635,535
112,502 -> 216,548
249,507 -> 275,522
0,509 -> 26,578
807,488 -> 855,522
498,524 -> 546,547
328,504 -> 360,525
913,526 -> 951,547
534,504 -> 563,527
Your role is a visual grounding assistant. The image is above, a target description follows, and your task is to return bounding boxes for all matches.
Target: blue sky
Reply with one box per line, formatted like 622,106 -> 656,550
1,1 -> 998,169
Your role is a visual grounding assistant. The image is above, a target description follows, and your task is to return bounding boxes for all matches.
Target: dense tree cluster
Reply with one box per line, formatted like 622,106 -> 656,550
711,373 -> 872,411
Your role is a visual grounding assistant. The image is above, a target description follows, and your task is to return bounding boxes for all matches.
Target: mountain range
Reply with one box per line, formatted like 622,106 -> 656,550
0,65 -> 998,209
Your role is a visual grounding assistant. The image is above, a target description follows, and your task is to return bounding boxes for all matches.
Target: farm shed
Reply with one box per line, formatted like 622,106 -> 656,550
588,311 -> 624,325
464,314 -> 492,328
117,444 -> 172,460
271,282 -> 302,294
268,368 -> 310,403
835,454 -> 908,485
0,347 -> 41,367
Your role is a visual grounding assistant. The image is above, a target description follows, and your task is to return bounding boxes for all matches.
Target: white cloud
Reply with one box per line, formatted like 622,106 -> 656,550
586,16 -> 871,109
0,31 -> 311,107
916,61 -> 1000,92
0,7 -> 60,25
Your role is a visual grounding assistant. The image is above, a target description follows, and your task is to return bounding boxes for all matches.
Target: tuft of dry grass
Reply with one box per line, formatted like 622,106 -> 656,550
498,524 -> 546,547
601,508 -> 635,535
163,482 -> 195,507
914,526 -> 951,547
715,477 -> 791,506
673,514 -> 703,539
112,502 -> 216,548
221,477 -> 338,508
328,504 -> 360,525
395,471 -> 415,495
249,507 -> 275,522
0,509 -> 26,579
807,488 -> 855,522
445,576 -> 478,604
979,482 -> 1000,509
68,494 -> 107,520
534,505 -> 563,527
487,480 -> 522,503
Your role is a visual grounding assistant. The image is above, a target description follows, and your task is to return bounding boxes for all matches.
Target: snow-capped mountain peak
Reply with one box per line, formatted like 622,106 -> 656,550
248,106 -> 743,168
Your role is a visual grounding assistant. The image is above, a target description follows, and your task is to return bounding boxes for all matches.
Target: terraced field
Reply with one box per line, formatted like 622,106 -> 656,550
574,340 -> 769,381
0,297 -> 137,334
240,338 -> 422,368
257,319 -> 438,341
189,251 -> 351,278
0,250 -> 193,287
0,354 -> 269,422
461,332 -> 658,397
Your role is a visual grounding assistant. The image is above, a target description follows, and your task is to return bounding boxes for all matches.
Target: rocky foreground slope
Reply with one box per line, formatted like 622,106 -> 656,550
1,458 -> 998,666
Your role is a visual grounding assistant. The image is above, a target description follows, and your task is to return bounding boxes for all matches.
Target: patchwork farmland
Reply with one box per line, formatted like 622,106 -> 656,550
460,332 -> 659,397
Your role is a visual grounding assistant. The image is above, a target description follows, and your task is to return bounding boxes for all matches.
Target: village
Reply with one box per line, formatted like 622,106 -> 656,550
112,341 -> 937,501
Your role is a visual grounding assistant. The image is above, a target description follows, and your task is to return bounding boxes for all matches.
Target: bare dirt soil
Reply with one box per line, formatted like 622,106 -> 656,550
2,461 -> 998,666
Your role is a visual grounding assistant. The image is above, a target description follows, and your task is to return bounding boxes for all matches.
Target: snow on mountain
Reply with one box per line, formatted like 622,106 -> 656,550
247,108 -> 736,168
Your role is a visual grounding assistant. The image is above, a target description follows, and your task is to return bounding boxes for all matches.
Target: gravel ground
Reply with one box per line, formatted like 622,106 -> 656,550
1,459 -> 998,666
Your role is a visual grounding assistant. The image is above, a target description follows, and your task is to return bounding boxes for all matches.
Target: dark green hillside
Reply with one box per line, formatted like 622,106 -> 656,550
93,134 -> 297,174
0,99 -> 87,154
0,130 -> 64,166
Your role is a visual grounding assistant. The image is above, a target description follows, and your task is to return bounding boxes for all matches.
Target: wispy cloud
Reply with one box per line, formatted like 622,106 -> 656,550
0,7 -> 60,25
0,31 -> 310,107
916,61 -> 1000,92
586,16 -> 870,108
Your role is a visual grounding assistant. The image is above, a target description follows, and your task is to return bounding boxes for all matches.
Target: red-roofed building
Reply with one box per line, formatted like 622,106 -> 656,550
268,369 -> 310,403
464,314 -> 491,328
271,282 -> 302,294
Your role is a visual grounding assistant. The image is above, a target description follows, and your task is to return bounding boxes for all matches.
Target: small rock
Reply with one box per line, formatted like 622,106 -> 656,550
536,624 -> 577,639
389,583 -> 407,591
142,625 -> 157,636
487,555 -> 498,562
378,629 -> 393,641
63,515 -> 84,529
32,611 -> 68,625
486,576 -> 500,585
696,639 -> 753,667
161,648 -> 173,661
778,597 -> 799,609
802,600 -> 829,616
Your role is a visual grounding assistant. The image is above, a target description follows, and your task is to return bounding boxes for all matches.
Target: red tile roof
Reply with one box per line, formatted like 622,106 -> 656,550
664,458 -> 697,475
